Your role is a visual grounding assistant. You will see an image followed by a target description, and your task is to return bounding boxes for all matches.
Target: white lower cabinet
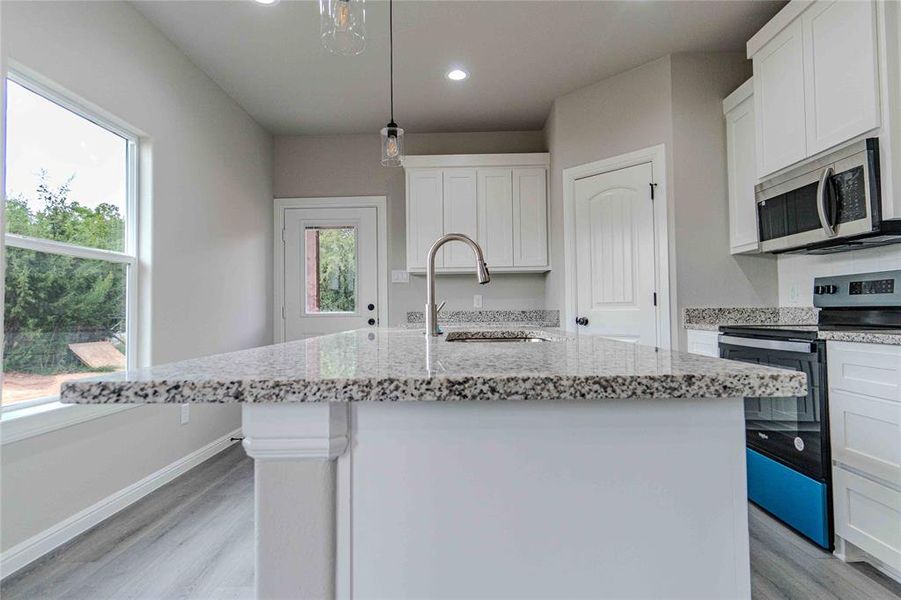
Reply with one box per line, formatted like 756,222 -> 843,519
832,467 -> 901,572
830,389 -> 901,485
686,329 -> 720,357
828,341 -> 901,577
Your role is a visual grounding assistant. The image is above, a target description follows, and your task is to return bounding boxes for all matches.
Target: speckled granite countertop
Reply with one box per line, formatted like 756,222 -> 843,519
683,307 -> 818,331
817,329 -> 901,345
682,307 -> 901,345
60,328 -> 806,404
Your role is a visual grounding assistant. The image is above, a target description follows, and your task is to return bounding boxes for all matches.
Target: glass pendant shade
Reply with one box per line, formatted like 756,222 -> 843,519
380,124 -> 404,167
320,0 -> 365,56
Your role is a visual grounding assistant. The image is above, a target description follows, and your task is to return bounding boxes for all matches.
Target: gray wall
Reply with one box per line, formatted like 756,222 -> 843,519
1,1 -> 272,552
544,53 -> 778,349
543,56 -> 676,334
670,53 -> 778,349
273,131 -> 548,325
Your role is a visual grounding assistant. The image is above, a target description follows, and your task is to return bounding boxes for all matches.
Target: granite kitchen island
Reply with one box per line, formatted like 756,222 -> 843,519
62,328 -> 806,600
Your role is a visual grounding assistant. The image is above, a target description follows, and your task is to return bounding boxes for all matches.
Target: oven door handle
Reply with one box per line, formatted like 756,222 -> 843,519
816,166 -> 838,238
719,335 -> 815,353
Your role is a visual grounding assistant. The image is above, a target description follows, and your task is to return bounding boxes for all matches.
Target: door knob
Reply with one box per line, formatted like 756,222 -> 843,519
576,317 -> 589,326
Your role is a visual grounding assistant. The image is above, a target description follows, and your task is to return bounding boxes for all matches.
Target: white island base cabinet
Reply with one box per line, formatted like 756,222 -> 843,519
243,398 -> 751,600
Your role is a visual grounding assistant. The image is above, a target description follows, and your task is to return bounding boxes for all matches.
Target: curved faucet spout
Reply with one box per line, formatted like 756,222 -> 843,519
426,233 -> 491,336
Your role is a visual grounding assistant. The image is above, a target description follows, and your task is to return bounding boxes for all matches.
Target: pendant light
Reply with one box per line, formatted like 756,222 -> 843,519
320,0 -> 365,56
380,0 -> 404,167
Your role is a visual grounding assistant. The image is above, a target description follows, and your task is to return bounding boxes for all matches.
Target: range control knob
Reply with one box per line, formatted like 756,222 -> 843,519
814,285 -> 825,295
825,285 -> 838,294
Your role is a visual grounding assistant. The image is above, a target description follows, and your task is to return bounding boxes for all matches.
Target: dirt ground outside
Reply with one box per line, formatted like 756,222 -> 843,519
2,371 -> 110,406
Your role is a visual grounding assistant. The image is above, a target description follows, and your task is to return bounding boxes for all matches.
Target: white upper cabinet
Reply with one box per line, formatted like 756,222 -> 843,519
477,168 -> 514,268
724,80 -> 759,254
749,0 -> 882,179
802,0 -> 880,156
404,154 -> 549,273
405,169 -> 444,271
752,19 -> 807,178
442,169 -> 479,269
512,168 -> 549,268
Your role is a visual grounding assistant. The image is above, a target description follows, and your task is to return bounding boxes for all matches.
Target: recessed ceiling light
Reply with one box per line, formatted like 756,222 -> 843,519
446,69 -> 469,81
254,0 -> 279,5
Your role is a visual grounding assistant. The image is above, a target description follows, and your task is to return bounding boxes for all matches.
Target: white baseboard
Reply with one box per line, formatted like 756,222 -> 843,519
0,427 -> 242,580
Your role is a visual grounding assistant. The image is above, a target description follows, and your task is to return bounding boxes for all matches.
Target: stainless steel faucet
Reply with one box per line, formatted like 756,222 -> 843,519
426,233 -> 490,336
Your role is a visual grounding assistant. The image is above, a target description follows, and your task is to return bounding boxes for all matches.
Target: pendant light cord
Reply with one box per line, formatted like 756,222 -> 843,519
389,0 -> 394,123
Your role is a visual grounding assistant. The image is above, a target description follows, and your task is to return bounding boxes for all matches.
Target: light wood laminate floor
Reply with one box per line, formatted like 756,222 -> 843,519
3,443 -> 900,599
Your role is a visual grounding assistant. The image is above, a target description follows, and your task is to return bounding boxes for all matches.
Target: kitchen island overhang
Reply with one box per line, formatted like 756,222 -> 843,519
62,328 -> 806,600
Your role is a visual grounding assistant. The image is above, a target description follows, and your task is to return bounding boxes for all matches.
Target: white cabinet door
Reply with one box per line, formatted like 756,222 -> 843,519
512,168 -> 548,268
830,389 -> 901,486
802,0 -> 880,156
725,89 -> 759,254
753,18 -> 807,178
686,330 -> 721,357
832,467 -> 901,571
442,169 -> 479,269
477,168 -> 514,268
406,169 -> 444,270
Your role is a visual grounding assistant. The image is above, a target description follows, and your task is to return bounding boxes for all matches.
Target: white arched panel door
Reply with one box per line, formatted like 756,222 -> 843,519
574,162 -> 657,345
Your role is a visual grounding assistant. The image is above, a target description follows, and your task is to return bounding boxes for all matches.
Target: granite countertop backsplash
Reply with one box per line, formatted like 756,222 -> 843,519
60,327 -> 806,405
682,307 -> 819,331
405,309 -> 560,329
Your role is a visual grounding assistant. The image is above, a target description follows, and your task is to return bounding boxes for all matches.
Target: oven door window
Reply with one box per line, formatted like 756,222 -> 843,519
720,344 -> 825,479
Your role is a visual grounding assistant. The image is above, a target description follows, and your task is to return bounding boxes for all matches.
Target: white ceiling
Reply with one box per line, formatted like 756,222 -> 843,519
133,0 -> 784,135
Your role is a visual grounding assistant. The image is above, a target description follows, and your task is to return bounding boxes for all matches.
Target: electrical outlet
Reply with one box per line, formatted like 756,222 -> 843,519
180,404 -> 190,425
789,284 -> 800,305
392,270 -> 410,283
473,294 -> 483,308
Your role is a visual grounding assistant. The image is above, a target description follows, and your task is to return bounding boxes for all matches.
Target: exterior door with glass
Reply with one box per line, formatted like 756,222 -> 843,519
283,207 -> 379,340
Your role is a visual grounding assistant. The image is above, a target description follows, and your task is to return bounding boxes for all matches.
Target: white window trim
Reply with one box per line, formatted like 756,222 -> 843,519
2,69 -> 142,441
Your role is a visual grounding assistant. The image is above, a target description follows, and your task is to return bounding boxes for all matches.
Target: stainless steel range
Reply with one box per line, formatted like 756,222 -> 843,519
717,269 -> 901,550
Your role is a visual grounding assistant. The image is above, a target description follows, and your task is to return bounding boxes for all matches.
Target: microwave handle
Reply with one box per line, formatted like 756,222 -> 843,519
816,166 -> 838,237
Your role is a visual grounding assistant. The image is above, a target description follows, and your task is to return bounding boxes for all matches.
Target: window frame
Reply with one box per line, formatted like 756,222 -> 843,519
2,70 -> 140,413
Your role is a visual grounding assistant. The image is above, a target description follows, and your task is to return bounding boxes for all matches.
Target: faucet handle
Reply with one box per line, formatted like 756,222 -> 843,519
436,300 -> 447,314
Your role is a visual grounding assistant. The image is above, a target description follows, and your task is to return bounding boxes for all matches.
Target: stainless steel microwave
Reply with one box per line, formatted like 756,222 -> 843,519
755,138 -> 901,254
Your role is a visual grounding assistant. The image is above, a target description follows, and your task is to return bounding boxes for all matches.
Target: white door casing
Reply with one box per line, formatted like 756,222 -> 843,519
274,197 -> 388,343
562,144 -> 671,349
574,163 -> 657,345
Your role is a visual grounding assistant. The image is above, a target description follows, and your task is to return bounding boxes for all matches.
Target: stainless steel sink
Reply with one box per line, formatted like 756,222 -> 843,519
445,331 -> 555,343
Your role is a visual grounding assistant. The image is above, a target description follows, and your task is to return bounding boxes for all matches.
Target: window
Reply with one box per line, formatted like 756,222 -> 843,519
304,226 -> 357,314
3,75 -> 138,410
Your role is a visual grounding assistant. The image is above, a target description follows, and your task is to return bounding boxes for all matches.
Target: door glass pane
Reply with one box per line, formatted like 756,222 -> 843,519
5,80 -> 127,252
305,226 -> 357,314
2,247 -> 127,406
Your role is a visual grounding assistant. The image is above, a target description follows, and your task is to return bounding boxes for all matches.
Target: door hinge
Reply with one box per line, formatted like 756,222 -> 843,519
281,227 -> 286,243
653,292 -> 658,306
650,182 -> 658,200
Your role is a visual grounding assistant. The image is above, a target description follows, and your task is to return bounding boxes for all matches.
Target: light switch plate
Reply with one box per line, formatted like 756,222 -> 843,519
392,270 -> 410,284
180,404 -> 190,425
473,294 -> 483,308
